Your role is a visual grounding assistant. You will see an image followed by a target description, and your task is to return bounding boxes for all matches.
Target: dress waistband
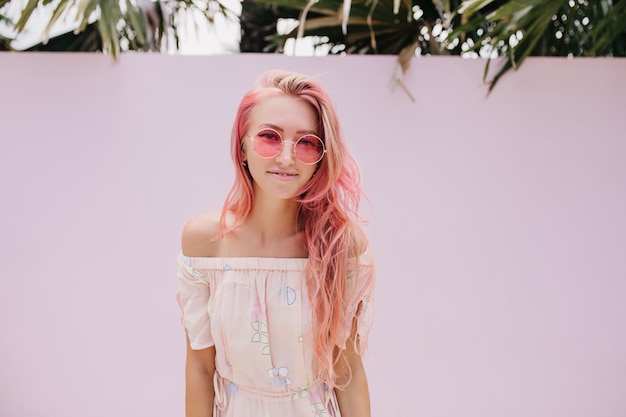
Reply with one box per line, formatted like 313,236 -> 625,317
213,373 -> 337,413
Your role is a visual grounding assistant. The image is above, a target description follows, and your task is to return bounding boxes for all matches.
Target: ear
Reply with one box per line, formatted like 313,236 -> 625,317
240,140 -> 247,161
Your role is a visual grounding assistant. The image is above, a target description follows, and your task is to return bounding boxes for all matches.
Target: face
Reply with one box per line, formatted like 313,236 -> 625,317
242,94 -> 320,202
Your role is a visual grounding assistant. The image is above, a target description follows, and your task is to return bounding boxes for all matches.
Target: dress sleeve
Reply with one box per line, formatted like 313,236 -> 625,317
176,254 -> 214,350
337,247 -> 376,353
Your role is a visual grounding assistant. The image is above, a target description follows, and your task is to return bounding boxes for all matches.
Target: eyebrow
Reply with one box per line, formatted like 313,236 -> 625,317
258,123 -> 318,136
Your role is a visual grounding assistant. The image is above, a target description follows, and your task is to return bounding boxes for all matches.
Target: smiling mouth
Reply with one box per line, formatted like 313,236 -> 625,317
269,171 -> 297,177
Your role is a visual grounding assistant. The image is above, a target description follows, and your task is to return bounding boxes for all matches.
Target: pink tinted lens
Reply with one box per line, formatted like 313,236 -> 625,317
253,129 -> 283,158
295,135 -> 324,164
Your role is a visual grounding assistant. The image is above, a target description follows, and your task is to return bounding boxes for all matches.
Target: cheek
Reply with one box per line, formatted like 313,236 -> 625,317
304,166 -> 318,181
246,157 -> 271,182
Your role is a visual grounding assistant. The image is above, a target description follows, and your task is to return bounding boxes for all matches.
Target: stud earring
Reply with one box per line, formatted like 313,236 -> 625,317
243,160 -> 248,168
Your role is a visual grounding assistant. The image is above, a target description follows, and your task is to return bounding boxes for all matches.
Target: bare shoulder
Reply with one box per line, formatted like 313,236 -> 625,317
181,211 -> 222,257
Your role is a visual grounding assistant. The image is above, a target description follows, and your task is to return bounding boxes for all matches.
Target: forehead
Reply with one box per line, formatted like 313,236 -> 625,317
249,95 -> 317,132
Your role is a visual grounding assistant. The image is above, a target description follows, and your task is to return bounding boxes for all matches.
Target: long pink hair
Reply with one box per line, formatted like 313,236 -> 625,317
220,70 -> 365,388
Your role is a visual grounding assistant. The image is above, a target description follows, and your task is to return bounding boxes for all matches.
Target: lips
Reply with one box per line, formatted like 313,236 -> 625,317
268,170 -> 298,177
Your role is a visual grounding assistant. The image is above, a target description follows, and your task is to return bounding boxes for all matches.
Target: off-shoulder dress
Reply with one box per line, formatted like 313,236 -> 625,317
176,249 -> 375,417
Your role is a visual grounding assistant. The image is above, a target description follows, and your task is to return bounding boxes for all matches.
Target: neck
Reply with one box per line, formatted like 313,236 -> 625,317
247,194 -> 301,242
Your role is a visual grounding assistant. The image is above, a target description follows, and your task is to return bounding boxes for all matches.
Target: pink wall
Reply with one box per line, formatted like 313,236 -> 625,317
1,53 -> 625,417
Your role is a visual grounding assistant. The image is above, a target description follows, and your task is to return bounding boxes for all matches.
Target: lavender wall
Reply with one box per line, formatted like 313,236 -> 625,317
1,53 -> 625,417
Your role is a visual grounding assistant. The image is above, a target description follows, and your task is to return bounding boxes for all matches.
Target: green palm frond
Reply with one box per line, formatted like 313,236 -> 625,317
586,0 -> 626,56
445,0 -> 626,91
12,0 -> 127,57
250,0 -> 625,91
9,0 -> 234,57
255,0 -> 454,55
449,0 -> 563,91
4,0 -> 625,93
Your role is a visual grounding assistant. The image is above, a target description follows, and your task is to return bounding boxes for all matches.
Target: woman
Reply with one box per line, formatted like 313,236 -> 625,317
177,70 -> 376,417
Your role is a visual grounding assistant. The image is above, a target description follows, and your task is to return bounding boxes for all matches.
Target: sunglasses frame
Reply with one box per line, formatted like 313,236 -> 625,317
246,128 -> 326,165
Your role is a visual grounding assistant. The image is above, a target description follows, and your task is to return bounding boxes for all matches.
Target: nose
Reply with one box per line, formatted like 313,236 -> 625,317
275,140 -> 297,166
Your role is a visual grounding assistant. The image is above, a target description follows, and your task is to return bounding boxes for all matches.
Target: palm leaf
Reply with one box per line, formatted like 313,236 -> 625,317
587,0 -> 626,56
445,0 -> 626,92
257,0 -> 428,55
43,0 -> 73,43
8,0 -> 233,56
125,0 -> 147,47
13,0 -> 39,33
97,0 -> 122,56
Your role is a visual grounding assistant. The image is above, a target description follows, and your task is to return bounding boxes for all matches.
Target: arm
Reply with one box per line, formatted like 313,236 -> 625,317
334,333 -> 371,417
180,213 -> 222,417
334,309 -> 372,417
185,335 -> 216,417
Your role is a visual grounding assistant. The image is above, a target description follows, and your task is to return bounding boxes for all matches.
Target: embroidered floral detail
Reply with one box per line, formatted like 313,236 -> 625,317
279,284 -> 297,305
251,297 -> 270,354
251,321 -> 271,355
310,402 -> 330,417
292,387 -> 309,399
251,321 -> 268,343
267,366 -> 292,388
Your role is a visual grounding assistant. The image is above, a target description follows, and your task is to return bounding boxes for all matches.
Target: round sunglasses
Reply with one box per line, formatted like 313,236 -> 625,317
247,128 -> 326,165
